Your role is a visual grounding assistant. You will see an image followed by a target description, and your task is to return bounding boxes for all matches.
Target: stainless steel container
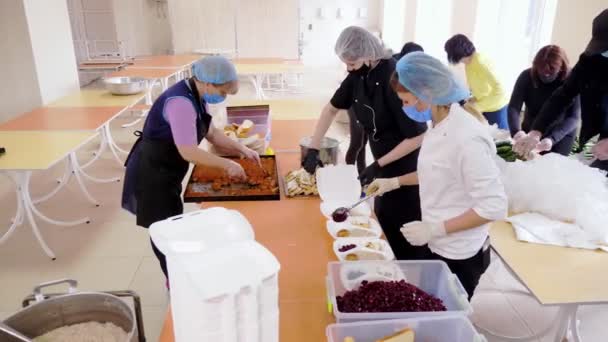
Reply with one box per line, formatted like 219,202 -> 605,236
104,77 -> 147,95
1,280 -> 136,342
300,136 -> 340,166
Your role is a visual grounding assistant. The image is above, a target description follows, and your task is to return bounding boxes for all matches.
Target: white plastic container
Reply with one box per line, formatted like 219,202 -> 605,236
333,238 -> 394,261
149,208 -> 281,342
327,217 -> 382,238
326,316 -> 487,342
327,260 -> 471,323
317,165 -> 372,219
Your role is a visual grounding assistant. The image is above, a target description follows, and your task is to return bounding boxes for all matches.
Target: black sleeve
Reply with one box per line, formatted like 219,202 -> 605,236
384,72 -> 427,138
531,58 -> 584,133
330,74 -> 355,110
546,96 -> 581,143
507,70 -> 528,136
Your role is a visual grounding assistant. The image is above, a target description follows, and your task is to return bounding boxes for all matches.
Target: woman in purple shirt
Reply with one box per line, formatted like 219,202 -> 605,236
122,56 -> 259,280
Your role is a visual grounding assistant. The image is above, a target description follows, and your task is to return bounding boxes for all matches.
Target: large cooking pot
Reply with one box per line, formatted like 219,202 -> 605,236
300,136 -> 340,166
104,76 -> 147,95
1,279 -> 136,342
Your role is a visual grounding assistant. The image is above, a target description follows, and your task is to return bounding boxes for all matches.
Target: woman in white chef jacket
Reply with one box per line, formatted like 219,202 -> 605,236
368,52 -> 508,299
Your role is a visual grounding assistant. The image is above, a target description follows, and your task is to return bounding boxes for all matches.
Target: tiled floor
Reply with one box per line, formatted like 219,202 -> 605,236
0,68 -> 606,341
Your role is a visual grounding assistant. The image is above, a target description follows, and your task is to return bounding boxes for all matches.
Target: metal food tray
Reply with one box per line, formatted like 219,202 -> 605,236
184,155 -> 281,202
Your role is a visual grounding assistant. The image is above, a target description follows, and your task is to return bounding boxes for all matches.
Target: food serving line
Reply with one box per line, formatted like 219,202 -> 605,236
157,107 -> 608,341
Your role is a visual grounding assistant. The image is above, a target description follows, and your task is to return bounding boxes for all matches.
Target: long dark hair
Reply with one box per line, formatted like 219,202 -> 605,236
530,45 -> 570,87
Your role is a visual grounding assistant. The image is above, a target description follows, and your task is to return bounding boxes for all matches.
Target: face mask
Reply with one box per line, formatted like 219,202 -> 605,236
348,63 -> 370,76
402,103 -> 432,123
202,93 -> 226,104
602,51 -> 608,58
539,73 -> 559,84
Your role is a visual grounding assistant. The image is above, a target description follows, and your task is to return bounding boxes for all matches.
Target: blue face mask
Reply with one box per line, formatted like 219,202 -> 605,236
601,50 -> 608,58
202,93 -> 226,104
402,103 -> 432,123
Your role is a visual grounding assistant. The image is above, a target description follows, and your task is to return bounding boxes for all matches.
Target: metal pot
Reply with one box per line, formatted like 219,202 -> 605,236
300,136 -> 339,165
104,77 -> 147,95
1,279 -> 137,342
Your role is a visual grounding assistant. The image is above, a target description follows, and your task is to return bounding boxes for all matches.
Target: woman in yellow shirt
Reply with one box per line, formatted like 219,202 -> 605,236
445,34 -> 510,129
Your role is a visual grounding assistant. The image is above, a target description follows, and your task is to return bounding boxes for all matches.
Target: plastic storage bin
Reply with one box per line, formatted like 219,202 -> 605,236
327,260 -> 472,323
227,105 -> 272,149
326,316 -> 486,342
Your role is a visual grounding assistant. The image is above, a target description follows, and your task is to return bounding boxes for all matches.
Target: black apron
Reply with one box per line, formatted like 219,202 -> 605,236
350,69 -> 425,260
121,78 -> 211,228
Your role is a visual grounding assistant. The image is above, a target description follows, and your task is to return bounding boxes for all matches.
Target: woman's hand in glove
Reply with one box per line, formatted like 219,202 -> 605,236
359,161 -> 381,186
366,177 -> 400,196
592,139 -> 608,161
513,130 -> 541,158
302,148 -> 323,174
222,158 -> 246,180
400,221 -> 446,246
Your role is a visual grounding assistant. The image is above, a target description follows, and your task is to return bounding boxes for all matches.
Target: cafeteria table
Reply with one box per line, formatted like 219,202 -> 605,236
107,67 -> 182,127
48,90 -> 146,167
235,63 -> 306,99
159,153 -> 335,342
0,131 -> 98,259
0,106 -> 128,203
481,222 -> 608,341
130,54 -> 203,79
159,118 -> 334,341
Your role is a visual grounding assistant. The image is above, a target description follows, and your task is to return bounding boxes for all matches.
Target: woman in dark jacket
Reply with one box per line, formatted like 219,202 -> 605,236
302,27 -> 427,260
508,45 -> 580,155
514,9 -> 608,173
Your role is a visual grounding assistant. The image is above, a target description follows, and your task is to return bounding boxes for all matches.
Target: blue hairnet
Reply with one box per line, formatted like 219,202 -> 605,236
192,56 -> 238,84
396,52 -> 470,105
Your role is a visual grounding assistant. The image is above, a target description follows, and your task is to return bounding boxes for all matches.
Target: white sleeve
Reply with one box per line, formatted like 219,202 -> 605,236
458,136 -> 508,221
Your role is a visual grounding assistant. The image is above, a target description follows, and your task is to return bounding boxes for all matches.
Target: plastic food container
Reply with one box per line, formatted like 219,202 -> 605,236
327,260 -> 472,323
317,165 -> 372,219
326,316 -> 487,342
227,105 -> 272,149
333,238 -> 394,261
326,217 -> 382,239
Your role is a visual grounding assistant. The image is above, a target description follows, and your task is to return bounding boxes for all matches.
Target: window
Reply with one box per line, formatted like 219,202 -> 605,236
473,0 -> 558,91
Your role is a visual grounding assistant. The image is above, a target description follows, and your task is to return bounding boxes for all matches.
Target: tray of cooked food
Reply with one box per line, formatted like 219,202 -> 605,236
184,155 -> 280,202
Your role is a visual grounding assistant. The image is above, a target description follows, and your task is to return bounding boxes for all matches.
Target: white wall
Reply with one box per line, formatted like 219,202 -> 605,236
551,0 -> 607,60
0,0 -> 42,121
113,0 -> 172,56
23,0 -> 79,104
300,0 -> 382,66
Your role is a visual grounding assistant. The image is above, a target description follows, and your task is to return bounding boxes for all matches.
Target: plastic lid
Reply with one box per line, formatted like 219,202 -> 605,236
316,165 -> 361,203
177,241 -> 281,299
149,207 -> 254,255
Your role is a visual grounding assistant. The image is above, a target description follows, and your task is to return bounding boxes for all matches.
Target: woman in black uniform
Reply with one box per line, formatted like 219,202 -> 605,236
302,26 -> 427,260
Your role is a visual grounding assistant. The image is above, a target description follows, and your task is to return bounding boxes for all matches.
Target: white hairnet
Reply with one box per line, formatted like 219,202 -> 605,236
335,26 -> 389,61
396,52 -> 470,105
192,56 -> 238,84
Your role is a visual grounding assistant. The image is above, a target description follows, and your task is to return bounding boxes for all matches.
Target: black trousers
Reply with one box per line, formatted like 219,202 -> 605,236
345,107 -> 368,175
374,186 -> 427,260
419,243 -> 491,300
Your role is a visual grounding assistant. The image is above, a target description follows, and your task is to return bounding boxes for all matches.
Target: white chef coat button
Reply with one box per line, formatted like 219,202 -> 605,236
376,82 -> 379,85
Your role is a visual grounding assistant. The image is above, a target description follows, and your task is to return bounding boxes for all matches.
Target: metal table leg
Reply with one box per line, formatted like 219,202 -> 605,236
2,171 -> 91,260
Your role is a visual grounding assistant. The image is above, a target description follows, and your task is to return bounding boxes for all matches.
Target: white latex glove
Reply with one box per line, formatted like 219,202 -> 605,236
513,130 -> 541,157
537,138 -> 553,152
240,146 -> 261,165
366,177 -> 400,196
592,139 -> 608,161
400,221 -> 447,246
513,131 -> 527,142
222,159 -> 246,180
